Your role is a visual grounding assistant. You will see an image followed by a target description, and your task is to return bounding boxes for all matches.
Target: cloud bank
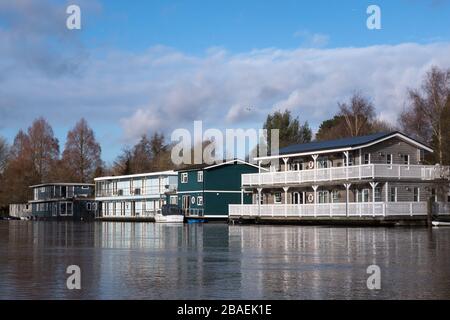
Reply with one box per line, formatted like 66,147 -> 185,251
1,1 -> 450,161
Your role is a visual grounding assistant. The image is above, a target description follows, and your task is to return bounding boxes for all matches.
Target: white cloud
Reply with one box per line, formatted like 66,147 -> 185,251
1,2 -> 450,158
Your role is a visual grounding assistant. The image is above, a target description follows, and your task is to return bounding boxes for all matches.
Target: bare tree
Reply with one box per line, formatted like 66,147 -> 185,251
27,117 -> 60,182
399,66 -> 450,164
62,118 -> 102,182
0,136 -> 9,174
338,93 -> 376,137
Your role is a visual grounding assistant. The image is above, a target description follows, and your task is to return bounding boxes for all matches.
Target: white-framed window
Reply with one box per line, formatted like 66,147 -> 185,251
403,154 -> 410,165
317,157 -> 329,169
318,191 -> 329,204
390,187 -> 397,202
386,154 -> 393,165
181,172 -> 188,183
197,196 -> 203,206
357,189 -> 369,202
170,196 -> 178,205
274,192 -> 282,204
364,153 -> 370,164
413,187 -> 420,202
344,154 -> 353,166
375,187 -> 382,202
332,190 -> 339,202
197,171 -> 203,182
81,186 -> 90,190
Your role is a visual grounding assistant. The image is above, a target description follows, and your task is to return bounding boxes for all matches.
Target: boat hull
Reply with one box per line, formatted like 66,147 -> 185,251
154,214 -> 184,223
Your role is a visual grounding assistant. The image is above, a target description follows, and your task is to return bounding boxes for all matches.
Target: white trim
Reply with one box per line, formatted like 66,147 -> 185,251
94,170 -> 177,181
203,215 -> 229,218
254,132 -> 433,161
181,172 -> 188,183
203,159 -> 269,171
177,190 -> 243,194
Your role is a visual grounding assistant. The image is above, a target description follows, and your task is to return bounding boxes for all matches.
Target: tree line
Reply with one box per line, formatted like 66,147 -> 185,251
0,65 -> 449,213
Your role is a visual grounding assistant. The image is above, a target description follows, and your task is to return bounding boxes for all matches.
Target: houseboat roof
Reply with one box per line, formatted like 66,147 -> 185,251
30,183 -> 95,188
255,131 -> 433,161
94,170 -> 177,181
177,159 -> 267,172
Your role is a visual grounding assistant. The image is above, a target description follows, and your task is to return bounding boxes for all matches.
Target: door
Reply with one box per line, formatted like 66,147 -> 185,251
182,195 -> 190,215
292,192 -> 301,204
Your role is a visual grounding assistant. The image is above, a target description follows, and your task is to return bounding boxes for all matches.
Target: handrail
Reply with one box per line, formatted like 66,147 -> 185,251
242,164 -> 448,186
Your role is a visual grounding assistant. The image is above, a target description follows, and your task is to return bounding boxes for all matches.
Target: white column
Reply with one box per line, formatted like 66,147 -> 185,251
344,151 -> 349,180
312,185 -> 319,217
283,157 -> 289,171
257,188 -> 263,216
312,154 -> 319,181
241,188 -> 244,205
370,182 -> 379,216
344,183 -> 352,217
283,186 -> 290,217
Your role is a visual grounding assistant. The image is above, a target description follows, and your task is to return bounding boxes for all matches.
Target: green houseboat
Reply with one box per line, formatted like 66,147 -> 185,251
176,159 -> 264,220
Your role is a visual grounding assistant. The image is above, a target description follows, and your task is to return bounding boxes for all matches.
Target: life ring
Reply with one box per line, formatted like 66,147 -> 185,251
191,197 -> 196,204
308,161 -> 315,169
307,194 -> 314,203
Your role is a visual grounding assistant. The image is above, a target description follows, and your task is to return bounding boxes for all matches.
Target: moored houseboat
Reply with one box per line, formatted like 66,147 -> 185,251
229,131 -> 450,225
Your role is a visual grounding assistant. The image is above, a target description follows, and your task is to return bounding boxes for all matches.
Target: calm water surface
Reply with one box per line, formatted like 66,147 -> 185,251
1,221 -> 450,299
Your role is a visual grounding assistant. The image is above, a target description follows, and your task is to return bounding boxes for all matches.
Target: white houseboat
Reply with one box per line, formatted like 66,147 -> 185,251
229,131 -> 450,224
95,171 -> 178,221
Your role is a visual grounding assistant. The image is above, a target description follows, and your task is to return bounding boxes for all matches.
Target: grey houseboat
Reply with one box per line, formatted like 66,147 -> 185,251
229,131 -> 450,223
30,183 -> 97,220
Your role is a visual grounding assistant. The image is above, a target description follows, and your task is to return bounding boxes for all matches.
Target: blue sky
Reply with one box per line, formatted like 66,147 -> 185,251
1,0 -> 450,163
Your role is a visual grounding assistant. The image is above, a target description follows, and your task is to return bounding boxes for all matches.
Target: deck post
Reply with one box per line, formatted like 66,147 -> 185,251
344,183 -> 351,217
312,185 -> 318,217
344,151 -> 349,180
369,182 -> 379,217
312,154 -> 319,182
283,187 -> 290,217
257,188 -> 263,217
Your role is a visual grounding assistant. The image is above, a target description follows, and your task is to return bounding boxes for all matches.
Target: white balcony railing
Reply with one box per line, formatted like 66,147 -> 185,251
229,202 -> 450,218
242,164 -> 448,186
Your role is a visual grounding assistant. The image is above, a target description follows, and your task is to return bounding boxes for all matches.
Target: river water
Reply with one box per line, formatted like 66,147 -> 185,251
1,221 -> 449,300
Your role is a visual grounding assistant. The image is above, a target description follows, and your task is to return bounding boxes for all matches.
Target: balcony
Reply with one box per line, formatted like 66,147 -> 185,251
229,202 -> 450,218
242,164 -> 448,187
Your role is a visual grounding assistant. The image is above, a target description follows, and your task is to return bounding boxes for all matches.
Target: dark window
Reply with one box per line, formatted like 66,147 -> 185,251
364,154 -> 370,164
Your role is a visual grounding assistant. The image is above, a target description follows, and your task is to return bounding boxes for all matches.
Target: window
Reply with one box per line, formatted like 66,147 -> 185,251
418,149 -> 425,163
375,187 -> 382,202
170,196 -> 178,205
318,191 -> 329,204
318,157 -> 328,169
274,192 -> 282,204
432,188 -> 437,202
87,203 -> 91,211
181,173 -> 188,183
344,154 -> 353,166
386,154 -> 393,165
134,188 -> 141,195
332,190 -> 339,202
81,186 -> 90,190
364,153 -> 370,164
197,196 -> 203,206
413,187 -> 420,202
197,171 -> 203,182
403,154 -> 410,165
390,187 -> 397,202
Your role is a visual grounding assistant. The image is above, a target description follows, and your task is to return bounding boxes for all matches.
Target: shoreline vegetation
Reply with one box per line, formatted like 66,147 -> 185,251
1,66 -> 450,217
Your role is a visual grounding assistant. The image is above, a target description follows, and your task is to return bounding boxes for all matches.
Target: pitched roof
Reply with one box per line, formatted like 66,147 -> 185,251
176,159 -> 266,172
279,132 -> 391,155
255,131 -> 432,160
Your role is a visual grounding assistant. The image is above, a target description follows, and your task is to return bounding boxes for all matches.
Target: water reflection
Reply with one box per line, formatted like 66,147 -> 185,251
1,221 -> 449,299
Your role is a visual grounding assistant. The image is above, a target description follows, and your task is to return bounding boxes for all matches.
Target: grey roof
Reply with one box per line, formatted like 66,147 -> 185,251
278,131 -> 428,155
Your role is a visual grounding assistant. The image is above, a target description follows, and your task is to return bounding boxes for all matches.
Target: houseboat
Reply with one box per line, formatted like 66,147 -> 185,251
229,131 -> 450,224
94,171 -> 178,221
177,159 -> 265,221
30,183 -> 97,220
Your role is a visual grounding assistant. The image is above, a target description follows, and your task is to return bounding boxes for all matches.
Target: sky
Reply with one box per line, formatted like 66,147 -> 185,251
1,0 -> 450,163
